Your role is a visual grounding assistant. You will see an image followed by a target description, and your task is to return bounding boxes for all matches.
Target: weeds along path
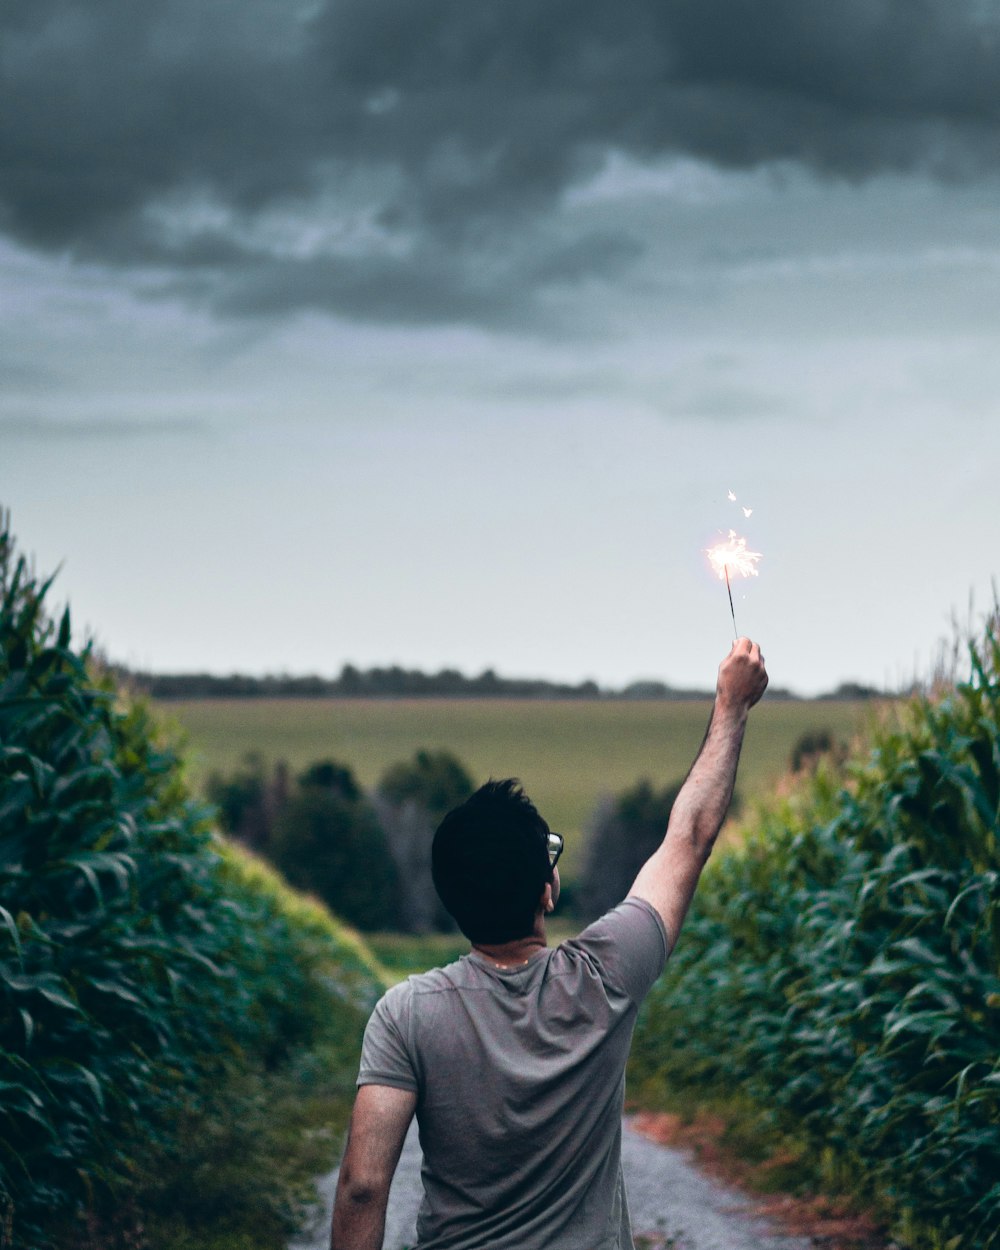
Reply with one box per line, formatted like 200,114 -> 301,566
290,1117 -> 813,1250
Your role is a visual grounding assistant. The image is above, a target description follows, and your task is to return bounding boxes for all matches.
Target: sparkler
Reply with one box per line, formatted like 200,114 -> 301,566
707,529 -> 762,639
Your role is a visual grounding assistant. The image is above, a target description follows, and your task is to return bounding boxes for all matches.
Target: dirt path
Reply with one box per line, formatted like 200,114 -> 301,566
290,1117 -> 815,1250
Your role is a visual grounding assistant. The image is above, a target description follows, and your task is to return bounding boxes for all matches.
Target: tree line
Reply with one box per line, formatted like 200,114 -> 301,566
118,663 -> 690,700
111,662 -> 858,701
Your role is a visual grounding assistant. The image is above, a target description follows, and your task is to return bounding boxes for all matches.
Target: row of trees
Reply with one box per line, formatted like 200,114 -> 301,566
123,665 -> 608,700
116,663 -> 854,701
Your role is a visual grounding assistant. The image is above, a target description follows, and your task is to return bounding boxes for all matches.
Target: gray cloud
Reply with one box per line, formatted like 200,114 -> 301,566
0,414 -> 207,441
2,0 -> 997,326
0,358 -> 66,391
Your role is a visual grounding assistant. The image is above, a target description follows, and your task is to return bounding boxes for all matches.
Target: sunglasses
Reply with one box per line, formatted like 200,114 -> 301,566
546,831 -> 564,869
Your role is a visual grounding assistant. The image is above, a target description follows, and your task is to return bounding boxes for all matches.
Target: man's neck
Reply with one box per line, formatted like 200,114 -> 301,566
472,929 -> 547,969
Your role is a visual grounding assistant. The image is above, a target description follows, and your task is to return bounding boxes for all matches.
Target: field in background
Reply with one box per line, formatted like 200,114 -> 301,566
162,697 -> 876,878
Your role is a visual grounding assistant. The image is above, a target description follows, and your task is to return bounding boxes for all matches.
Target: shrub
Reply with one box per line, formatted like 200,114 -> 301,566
204,753 -> 289,851
578,778 -> 684,921
789,726 -> 836,773
377,749 -> 474,817
375,750 -> 474,933
269,761 -> 401,931
208,753 -> 404,932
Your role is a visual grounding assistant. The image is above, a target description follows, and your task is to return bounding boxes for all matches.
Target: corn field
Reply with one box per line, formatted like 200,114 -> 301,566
0,515 -> 382,1249
630,619 -> 1000,1249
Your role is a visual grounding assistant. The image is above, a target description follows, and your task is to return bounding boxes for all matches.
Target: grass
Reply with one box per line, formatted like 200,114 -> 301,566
162,696 -> 876,878
365,931 -> 471,983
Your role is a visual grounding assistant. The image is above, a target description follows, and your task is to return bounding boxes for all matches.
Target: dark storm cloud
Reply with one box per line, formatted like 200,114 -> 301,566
3,0 -> 997,324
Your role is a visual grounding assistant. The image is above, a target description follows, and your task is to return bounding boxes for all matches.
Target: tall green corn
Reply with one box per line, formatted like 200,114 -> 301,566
631,622 -> 1000,1249
0,514 -> 381,1248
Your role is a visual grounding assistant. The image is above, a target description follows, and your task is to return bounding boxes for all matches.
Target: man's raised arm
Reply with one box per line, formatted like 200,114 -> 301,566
629,637 -> 768,948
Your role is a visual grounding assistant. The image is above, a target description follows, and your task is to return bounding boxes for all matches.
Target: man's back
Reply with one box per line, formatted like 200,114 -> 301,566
331,641 -> 768,1250
359,898 -> 667,1250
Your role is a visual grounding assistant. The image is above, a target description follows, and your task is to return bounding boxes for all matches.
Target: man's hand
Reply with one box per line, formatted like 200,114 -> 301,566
629,638 -> 768,949
330,1084 -> 416,1250
716,636 -> 769,714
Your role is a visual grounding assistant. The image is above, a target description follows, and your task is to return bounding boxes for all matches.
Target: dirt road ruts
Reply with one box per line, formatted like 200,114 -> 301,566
290,1117 -> 814,1250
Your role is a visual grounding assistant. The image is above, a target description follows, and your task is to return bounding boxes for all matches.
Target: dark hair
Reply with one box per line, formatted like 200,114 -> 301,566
431,779 -> 552,944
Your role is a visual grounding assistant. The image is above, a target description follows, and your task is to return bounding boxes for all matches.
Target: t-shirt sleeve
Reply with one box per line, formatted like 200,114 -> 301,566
357,982 -> 419,1092
566,897 -> 669,1004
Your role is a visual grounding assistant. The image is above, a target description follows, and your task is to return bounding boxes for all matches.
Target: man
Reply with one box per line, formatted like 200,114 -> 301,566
331,637 -> 768,1250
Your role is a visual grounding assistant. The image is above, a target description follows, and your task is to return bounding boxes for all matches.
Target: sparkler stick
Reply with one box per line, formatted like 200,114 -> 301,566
723,565 -> 737,640
707,529 -> 761,639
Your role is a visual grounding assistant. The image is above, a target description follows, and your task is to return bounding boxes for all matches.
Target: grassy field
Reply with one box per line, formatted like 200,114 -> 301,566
161,696 -> 878,878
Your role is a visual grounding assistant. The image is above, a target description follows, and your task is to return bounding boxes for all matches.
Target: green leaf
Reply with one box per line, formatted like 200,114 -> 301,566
0,905 -> 22,964
57,606 -> 71,650
4,973 -> 80,1013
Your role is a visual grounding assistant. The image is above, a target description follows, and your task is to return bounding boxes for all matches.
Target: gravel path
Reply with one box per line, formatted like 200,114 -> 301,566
291,1117 -> 814,1250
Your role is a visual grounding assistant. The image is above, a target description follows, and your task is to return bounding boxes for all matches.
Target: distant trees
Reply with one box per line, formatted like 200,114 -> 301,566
578,776 -> 743,922
207,755 -> 400,930
378,748 -> 475,816
374,750 -> 475,933
788,727 -> 848,774
271,762 -> 400,931
205,752 -> 289,850
207,748 -> 475,933
119,663 -> 609,700
578,778 -> 685,922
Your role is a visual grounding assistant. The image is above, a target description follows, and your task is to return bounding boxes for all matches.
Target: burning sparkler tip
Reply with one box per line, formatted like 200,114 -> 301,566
706,532 -> 763,582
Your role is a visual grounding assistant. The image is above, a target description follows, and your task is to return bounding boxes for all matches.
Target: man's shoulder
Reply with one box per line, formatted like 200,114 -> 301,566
561,896 -> 668,952
553,897 -> 669,1002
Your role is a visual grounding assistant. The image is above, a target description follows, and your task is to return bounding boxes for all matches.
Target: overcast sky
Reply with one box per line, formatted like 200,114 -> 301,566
4,0 -> 999,695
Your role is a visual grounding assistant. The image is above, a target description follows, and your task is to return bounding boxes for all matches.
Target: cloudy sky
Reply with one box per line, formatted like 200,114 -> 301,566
4,0 -> 999,695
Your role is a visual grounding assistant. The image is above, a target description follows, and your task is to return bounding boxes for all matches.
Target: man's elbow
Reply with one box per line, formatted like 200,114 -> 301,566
668,807 -> 718,861
338,1166 -> 390,1209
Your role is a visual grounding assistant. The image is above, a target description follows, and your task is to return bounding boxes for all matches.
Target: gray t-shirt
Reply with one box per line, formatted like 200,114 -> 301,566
358,897 -> 669,1250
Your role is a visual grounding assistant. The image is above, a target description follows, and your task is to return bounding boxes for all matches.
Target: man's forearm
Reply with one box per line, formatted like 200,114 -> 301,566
629,638 -> 767,943
330,1182 -> 388,1250
667,697 -> 749,858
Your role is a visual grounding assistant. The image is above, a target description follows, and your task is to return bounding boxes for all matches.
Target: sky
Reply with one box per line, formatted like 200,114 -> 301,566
3,0 -> 999,696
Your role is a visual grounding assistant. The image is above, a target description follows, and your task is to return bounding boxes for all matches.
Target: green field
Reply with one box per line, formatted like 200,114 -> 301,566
162,696 -> 877,878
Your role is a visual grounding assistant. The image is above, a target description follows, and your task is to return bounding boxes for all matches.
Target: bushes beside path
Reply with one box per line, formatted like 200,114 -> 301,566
0,514 -> 384,1250
630,620 -> 1000,1250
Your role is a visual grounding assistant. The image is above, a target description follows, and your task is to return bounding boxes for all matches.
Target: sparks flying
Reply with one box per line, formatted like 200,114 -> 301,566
707,530 -> 762,581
